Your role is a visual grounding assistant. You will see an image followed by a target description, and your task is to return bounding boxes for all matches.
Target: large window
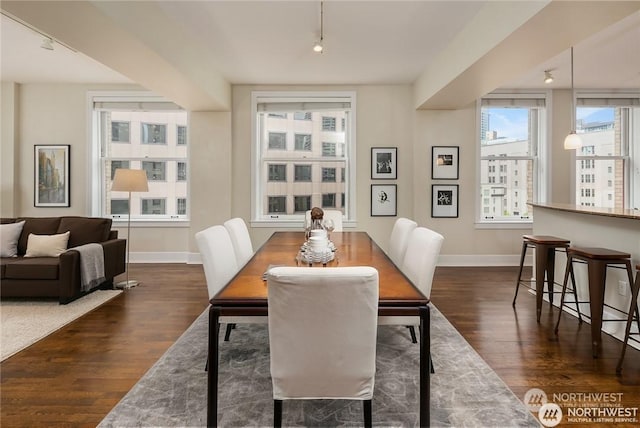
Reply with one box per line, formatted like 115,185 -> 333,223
90,92 -> 189,221
252,92 -> 356,225
478,94 -> 547,223
574,94 -> 640,209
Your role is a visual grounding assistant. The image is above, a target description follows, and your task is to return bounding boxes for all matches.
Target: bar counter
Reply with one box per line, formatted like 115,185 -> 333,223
530,202 -> 639,348
529,202 -> 640,221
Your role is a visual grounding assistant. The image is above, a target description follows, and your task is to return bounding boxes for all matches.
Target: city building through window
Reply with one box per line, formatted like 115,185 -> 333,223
90,92 -> 189,221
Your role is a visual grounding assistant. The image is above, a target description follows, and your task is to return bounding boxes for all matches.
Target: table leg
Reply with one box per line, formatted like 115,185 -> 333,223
207,306 -> 220,427
587,262 -> 607,358
419,305 -> 430,428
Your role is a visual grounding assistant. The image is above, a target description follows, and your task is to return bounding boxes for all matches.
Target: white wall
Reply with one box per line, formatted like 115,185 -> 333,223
3,82 -> 584,265
1,82 -> 18,217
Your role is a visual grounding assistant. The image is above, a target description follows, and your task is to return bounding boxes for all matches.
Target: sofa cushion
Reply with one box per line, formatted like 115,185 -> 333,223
4,257 -> 60,280
16,217 -> 62,255
57,217 -> 112,248
25,232 -> 71,257
0,221 -> 25,257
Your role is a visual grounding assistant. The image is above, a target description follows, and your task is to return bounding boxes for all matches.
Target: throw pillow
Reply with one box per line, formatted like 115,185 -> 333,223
0,221 -> 26,257
24,231 -> 71,257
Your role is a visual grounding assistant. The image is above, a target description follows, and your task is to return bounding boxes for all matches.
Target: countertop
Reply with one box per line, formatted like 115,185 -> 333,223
529,202 -> 640,220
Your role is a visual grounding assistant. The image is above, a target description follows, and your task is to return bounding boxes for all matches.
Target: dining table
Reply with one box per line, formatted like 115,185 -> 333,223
207,231 -> 431,427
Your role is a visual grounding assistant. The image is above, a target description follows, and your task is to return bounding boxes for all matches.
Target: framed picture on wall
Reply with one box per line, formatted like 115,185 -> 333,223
371,184 -> 397,216
371,147 -> 397,179
34,144 -> 70,207
431,146 -> 459,179
431,184 -> 458,218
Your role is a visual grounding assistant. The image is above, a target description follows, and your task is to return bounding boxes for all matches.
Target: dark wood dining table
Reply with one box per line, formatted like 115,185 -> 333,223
207,231 -> 431,427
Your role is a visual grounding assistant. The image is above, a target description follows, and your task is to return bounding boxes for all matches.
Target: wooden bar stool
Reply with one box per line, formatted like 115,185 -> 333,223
555,247 -> 637,358
616,264 -> 640,374
513,235 -> 578,322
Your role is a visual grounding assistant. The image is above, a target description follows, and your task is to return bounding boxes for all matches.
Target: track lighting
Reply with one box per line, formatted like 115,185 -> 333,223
41,37 -> 54,51
544,70 -> 553,84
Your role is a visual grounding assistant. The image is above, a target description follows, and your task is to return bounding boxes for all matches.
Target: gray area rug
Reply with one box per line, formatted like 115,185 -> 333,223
99,306 -> 539,427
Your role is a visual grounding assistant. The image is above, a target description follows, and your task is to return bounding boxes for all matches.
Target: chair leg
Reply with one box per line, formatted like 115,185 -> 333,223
408,325 -> 417,343
555,255 -> 573,334
224,323 -> 235,341
274,400 -> 283,428
204,356 -> 208,372
363,399 -> 372,428
513,241 -> 528,306
429,352 -> 435,374
568,264 -> 583,323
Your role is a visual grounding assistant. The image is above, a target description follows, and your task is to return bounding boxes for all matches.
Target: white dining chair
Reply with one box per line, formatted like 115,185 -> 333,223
223,217 -> 254,268
304,209 -> 344,231
266,266 -> 379,428
379,226 -> 444,344
388,217 -> 418,267
196,225 -> 265,343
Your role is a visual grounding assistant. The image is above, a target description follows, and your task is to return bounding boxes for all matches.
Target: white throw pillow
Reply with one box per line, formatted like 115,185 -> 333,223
24,231 -> 70,257
0,221 -> 25,257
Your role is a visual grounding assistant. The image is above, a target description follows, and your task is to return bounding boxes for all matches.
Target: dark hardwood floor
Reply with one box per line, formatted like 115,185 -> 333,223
1,264 -> 639,427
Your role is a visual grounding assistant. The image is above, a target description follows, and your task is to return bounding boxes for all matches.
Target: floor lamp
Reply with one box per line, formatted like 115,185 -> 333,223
111,168 -> 149,289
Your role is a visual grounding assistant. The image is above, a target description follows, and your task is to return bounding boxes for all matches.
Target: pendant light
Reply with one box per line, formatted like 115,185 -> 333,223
564,47 -> 582,150
313,2 -> 324,53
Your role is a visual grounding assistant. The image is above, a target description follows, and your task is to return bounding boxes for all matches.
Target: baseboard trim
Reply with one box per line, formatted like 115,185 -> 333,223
438,254 -> 532,267
137,253 -> 531,267
129,252 -> 189,263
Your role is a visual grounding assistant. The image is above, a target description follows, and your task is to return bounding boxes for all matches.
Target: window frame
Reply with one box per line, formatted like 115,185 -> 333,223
88,91 -> 190,226
250,91 -> 357,228
573,91 -> 640,210
475,91 -> 550,229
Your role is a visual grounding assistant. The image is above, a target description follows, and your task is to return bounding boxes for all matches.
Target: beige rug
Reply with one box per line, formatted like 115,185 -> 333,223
1,290 -> 122,361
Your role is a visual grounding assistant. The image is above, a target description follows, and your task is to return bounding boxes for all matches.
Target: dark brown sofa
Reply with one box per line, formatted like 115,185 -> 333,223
0,216 -> 126,304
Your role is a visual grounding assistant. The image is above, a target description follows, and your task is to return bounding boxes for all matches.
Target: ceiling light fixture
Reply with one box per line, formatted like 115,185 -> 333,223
40,37 -> 54,51
564,47 -> 582,150
313,1 -> 324,53
544,70 -> 554,84
1,11 -> 77,53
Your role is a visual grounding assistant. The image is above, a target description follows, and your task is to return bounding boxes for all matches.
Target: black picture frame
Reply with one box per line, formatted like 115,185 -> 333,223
371,147 -> 397,179
371,184 -> 397,216
431,184 -> 458,218
431,146 -> 459,180
34,144 -> 70,207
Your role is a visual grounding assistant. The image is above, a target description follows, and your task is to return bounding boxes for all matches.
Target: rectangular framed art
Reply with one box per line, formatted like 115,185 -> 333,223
34,144 -> 70,207
431,184 -> 458,218
431,146 -> 459,179
371,184 -> 397,216
371,147 -> 397,179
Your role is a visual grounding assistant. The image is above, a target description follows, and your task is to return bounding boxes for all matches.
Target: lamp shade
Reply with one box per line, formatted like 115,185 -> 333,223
563,132 -> 582,150
111,169 -> 149,192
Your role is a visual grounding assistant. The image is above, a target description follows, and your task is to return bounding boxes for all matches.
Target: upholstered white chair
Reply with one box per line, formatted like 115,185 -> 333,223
196,225 -> 265,343
388,217 -> 418,266
266,266 -> 379,428
223,217 -> 254,268
379,226 -> 444,344
304,209 -> 344,232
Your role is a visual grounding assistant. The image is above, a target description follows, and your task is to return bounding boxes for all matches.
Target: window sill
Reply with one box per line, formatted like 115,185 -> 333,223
111,219 -> 190,228
250,220 -> 357,229
474,221 -> 532,230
